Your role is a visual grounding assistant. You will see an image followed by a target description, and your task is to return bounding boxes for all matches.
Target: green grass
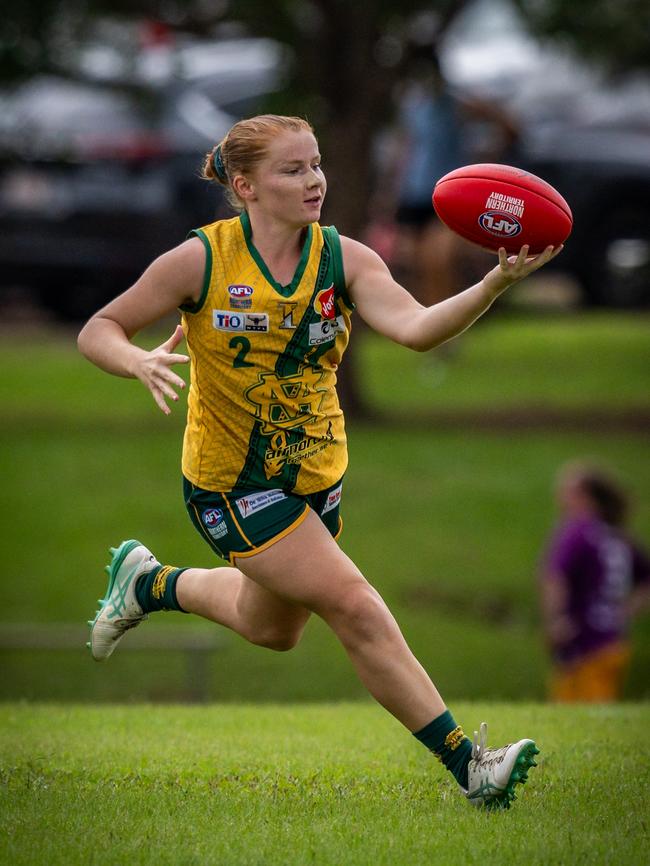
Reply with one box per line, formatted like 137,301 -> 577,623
1,702 -> 649,865
359,311 -> 650,411
2,312 -> 648,419
1,313 -> 649,702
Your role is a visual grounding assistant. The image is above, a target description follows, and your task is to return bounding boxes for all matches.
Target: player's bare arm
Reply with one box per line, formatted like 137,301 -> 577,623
343,236 -> 562,352
78,237 -> 205,413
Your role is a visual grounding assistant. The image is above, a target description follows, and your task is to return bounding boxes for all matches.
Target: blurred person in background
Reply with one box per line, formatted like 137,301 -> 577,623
383,43 -> 520,307
540,461 -> 650,702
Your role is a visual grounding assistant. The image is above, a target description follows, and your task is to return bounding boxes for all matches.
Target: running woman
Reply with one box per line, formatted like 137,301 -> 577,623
78,114 -> 559,808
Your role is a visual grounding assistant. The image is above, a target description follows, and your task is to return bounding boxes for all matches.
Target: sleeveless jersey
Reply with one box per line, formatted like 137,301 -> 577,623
180,212 -> 354,495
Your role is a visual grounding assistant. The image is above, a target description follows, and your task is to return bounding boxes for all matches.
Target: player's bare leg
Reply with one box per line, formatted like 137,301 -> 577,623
177,567 -> 311,651
234,511 -> 540,807
176,515 -> 443,729
234,509 -> 446,731
87,517 -> 539,806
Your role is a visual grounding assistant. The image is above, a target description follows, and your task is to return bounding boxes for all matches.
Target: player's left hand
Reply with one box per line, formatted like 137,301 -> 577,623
132,324 -> 189,415
483,244 -> 564,297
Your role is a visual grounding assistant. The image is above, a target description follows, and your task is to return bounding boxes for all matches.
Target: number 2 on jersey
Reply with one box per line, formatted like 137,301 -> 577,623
229,336 -> 254,368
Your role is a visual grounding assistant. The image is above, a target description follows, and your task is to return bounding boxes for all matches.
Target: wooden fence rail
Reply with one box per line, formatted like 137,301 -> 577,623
0,623 -> 224,702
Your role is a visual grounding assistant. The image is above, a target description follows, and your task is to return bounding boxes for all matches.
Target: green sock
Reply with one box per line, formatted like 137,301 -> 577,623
413,709 -> 473,789
135,565 -> 188,613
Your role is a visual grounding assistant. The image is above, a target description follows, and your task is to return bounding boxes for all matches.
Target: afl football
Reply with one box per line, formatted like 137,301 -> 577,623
432,163 -> 572,254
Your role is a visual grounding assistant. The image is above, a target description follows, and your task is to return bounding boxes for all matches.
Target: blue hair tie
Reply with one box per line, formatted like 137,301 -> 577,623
213,144 -> 227,181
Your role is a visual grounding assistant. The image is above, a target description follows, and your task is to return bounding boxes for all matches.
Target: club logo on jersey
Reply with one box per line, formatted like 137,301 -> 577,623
263,426 -> 335,479
201,508 -> 228,539
245,365 -> 328,435
321,482 -> 342,515
235,489 -> 286,519
314,285 -> 336,320
478,211 -> 522,239
213,311 -> 269,332
308,316 -> 346,346
278,302 -> 298,330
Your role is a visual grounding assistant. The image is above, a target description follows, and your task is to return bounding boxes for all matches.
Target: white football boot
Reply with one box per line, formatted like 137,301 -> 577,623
463,722 -> 539,809
87,540 -> 159,661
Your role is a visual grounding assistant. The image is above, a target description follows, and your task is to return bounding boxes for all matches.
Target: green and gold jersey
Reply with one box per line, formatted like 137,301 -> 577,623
180,212 -> 354,495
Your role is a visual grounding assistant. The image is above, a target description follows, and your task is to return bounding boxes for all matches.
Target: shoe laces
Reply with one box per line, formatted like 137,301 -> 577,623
471,722 -> 488,760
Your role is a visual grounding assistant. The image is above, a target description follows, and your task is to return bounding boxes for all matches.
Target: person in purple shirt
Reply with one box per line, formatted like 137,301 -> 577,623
541,461 -> 650,702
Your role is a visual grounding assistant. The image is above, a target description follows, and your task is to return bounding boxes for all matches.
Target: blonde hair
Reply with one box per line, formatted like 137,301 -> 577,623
202,114 -> 315,211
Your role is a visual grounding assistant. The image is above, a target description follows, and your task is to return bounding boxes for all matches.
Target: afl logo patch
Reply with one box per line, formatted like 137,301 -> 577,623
478,211 -> 522,239
201,508 -> 228,539
228,284 -> 254,298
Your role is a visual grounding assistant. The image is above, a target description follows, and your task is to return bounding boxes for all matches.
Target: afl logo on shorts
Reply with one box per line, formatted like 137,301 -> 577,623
478,211 -> 522,239
201,508 -> 228,539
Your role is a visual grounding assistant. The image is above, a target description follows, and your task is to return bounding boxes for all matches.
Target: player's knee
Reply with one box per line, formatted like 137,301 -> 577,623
327,583 -> 393,644
249,626 -> 303,652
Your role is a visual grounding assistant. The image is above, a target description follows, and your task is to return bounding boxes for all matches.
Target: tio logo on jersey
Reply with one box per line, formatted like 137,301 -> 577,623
212,310 -> 269,332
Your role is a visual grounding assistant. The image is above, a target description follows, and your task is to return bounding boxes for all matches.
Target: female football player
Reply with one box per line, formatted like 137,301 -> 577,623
78,114 -> 560,808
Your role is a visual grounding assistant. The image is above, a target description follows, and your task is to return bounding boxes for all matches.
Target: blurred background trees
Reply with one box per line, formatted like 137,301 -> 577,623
1,1 -> 649,407
1,1 -> 475,235
512,0 -> 650,74
2,0 -> 649,243
1,0 -> 648,254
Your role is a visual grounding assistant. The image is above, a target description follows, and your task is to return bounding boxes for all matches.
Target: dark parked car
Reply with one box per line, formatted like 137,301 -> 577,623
0,39 -> 286,320
515,121 -> 650,308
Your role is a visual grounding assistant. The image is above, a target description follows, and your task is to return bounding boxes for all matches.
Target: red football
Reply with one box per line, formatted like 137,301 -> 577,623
432,163 -> 572,254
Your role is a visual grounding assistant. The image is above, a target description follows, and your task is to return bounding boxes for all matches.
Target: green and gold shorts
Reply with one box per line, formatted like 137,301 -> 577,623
183,476 -> 343,564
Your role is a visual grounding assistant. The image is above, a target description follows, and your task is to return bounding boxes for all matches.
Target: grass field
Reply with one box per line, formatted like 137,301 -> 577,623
1,312 -> 649,703
1,702 -> 649,865
360,310 -> 650,411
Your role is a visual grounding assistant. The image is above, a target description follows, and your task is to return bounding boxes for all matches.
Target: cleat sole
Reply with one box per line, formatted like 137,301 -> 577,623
502,741 -> 539,803
481,740 -> 540,809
